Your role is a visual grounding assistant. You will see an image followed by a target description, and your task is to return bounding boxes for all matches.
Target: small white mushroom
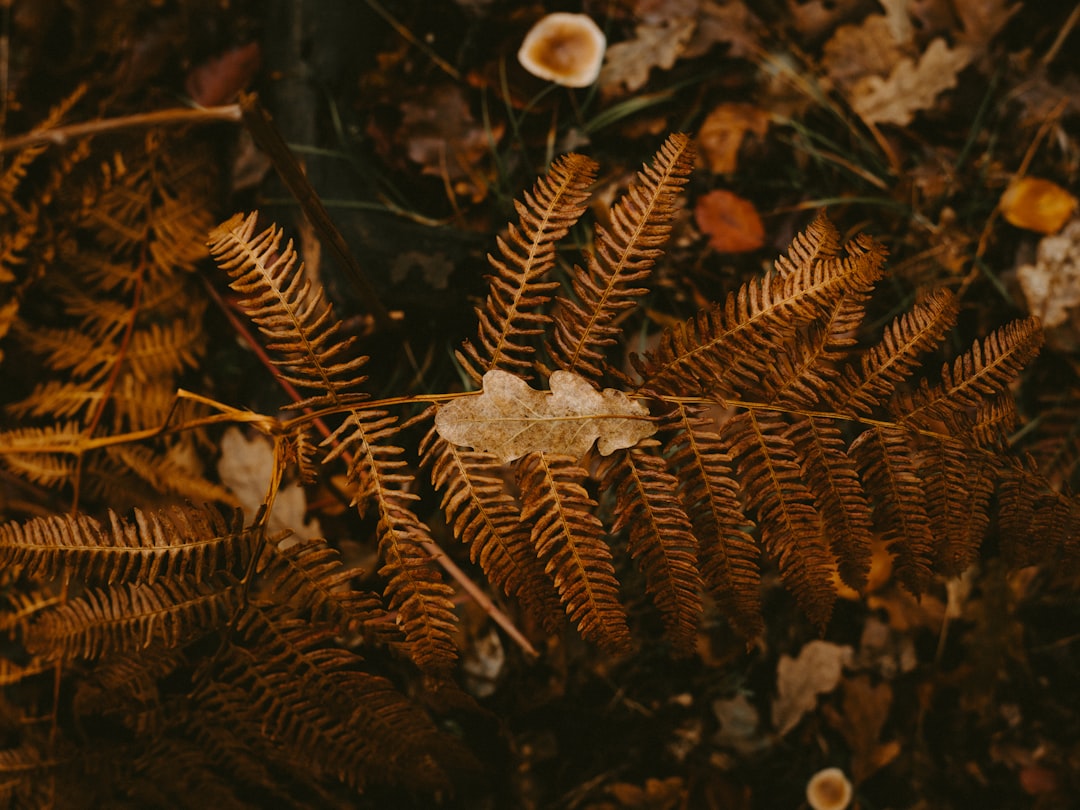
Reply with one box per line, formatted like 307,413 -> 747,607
806,767 -> 853,810
517,13 -> 606,88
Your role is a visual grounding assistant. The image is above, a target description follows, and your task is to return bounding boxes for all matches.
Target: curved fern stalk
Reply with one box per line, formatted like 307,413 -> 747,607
457,152 -> 599,383
547,133 -> 693,381
515,452 -> 631,653
663,404 -> 763,638
635,217 -> 885,399
209,212 -> 459,674
599,442 -> 702,654
420,421 -> 563,631
0,504 -> 250,585
25,577 -> 242,662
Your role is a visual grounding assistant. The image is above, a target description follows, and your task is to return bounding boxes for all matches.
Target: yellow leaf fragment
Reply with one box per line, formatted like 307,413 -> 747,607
434,369 -> 655,463
1000,177 -> 1078,235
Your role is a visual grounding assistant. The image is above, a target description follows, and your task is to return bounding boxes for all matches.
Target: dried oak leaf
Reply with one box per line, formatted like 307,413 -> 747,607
1017,217 -> 1080,331
849,37 -> 971,126
434,369 -> 655,463
694,189 -> 765,252
823,675 -> 900,783
598,18 -> 696,95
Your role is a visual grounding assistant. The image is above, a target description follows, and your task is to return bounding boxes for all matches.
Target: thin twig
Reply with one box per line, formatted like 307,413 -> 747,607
0,104 -> 242,154
237,91 -> 396,332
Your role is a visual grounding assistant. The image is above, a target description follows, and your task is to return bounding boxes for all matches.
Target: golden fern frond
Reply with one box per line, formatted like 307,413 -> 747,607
636,218 -> 884,398
456,153 -> 598,383
849,425 -> 935,593
420,422 -> 563,631
0,589 -> 65,638
601,443 -> 702,654
324,411 -> 459,672
515,452 -> 631,653
663,404 -> 763,637
207,212 -> 369,411
104,443 -> 238,505
25,578 -> 241,661
257,538 -> 387,635
123,314 -> 206,382
721,410 -> 836,628
785,416 -> 875,591
0,505 -> 250,585
0,422 -> 83,488
830,287 -> 959,414
547,134 -> 693,381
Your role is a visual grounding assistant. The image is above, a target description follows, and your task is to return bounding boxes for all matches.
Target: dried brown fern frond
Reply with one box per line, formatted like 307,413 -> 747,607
547,133 -> 694,381
420,422 -> 563,631
25,577 -> 241,662
516,451 -> 631,653
200,604 -> 463,792
0,504 -> 250,585
635,214 -> 885,399
208,212 -> 369,411
457,152 -> 598,383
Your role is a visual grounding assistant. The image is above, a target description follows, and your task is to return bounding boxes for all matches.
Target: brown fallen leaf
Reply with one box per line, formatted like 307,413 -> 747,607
694,189 -> 765,252
697,102 -> 771,174
434,369 -> 655,463
1000,177 -> 1078,235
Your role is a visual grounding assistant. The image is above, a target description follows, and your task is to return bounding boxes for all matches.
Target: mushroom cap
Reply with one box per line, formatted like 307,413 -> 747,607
806,767 -> 853,810
517,13 -> 606,88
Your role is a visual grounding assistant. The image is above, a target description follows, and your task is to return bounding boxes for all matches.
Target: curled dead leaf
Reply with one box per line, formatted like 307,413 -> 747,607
434,369 -> 655,463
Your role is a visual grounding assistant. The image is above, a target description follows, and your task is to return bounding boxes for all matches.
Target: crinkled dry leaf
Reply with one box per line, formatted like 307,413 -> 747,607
1017,217 -> 1080,330
1000,178 -> 1078,235
697,102 -> 771,174
849,38 -> 971,126
598,18 -> 695,95
434,369 -> 655,463
772,639 -> 853,736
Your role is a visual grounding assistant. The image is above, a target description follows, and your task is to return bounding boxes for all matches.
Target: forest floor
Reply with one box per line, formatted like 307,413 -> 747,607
2,1 -> 1080,808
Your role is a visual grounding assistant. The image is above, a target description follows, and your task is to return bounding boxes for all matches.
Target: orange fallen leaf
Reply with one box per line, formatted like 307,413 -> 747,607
1000,177 -> 1078,234
697,102 -> 770,174
694,190 -> 765,252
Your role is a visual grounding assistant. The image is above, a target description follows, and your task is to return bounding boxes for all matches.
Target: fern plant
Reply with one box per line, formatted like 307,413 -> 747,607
0,132 -> 1075,805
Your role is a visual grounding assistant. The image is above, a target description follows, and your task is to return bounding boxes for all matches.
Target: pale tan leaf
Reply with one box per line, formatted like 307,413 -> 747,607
850,38 -> 971,126
771,639 -> 853,735
598,19 -> 695,96
1017,217 -> 1080,331
434,369 -> 655,463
